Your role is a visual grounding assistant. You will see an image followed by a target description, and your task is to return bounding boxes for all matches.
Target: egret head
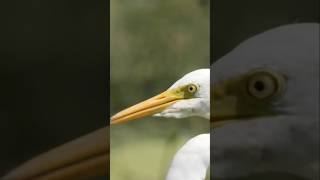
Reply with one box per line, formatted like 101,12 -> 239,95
111,69 -> 210,124
212,23 -> 319,123
211,23 -> 319,179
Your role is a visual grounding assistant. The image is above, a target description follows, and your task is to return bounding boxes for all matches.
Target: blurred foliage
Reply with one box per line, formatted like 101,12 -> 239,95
110,0 -> 209,179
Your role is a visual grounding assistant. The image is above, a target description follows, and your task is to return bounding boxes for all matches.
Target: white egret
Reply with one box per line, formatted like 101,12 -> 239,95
110,69 -> 211,180
110,69 -> 210,124
2,69 -> 212,180
3,23 -> 318,180
166,23 -> 319,180
211,23 -> 319,179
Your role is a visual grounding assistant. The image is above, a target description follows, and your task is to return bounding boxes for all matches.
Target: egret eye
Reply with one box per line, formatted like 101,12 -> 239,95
247,70 -> 285,99
187,84 -> 198,93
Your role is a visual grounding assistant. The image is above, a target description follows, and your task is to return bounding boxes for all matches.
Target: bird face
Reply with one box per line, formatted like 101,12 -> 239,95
211,24 -> 319,125
111,69 -> 210,124
211,24 -> 319,179
212,68 -> 287,123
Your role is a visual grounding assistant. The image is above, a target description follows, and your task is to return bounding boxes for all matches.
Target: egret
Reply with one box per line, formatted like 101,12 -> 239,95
111,23 -> 319,180
211,23 -> 319,179
111,69 -> 211,180
3,23 -> 318,180
2,68 -> 211,180
111,68 -> 210,123
166,23 -> 319,180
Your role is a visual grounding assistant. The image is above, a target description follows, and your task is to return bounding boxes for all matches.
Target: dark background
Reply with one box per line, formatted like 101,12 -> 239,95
211,0 -> 319,63
0,0 -> 109,178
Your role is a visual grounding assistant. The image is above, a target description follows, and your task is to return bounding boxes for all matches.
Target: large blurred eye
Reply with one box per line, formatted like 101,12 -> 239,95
247,70 -> 285,99
187,84 -> 198,93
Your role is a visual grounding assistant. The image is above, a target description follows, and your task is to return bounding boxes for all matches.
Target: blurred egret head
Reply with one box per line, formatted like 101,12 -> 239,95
212,23 -> 319,123
111,69 -> 210,124
212,68 -> 287,122
211,23 -> 319,179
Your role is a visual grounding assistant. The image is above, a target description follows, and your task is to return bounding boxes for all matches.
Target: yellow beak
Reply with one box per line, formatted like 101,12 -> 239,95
111,90 -> 183,125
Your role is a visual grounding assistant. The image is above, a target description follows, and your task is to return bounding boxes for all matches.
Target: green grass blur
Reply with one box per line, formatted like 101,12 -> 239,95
110,0 -> 209,179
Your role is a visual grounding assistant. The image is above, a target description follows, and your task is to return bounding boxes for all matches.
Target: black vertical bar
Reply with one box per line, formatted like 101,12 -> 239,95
0,0 -> 109,179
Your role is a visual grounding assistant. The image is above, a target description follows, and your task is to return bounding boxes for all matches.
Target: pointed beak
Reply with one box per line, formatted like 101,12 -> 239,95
111,90 -> 183,125
3,128 -> 109,180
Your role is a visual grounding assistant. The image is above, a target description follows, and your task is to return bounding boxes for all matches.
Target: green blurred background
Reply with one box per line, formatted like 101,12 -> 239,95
110,0 -> 209,179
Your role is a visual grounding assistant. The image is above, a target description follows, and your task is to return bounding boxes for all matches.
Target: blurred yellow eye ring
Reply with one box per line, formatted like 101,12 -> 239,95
246,69 -> 286,100
187,84 -> 198,93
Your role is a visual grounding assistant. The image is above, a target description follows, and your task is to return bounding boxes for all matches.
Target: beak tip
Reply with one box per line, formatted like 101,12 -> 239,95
110,116 -> 123,125
109,115 -> 118,125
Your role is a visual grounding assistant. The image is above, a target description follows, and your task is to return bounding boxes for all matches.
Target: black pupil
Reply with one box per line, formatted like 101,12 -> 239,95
189,86 -> 194,91
254,81 -> 265,91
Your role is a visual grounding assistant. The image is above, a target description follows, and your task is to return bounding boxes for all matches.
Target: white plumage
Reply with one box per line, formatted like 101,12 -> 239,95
166,134 -> 210,180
